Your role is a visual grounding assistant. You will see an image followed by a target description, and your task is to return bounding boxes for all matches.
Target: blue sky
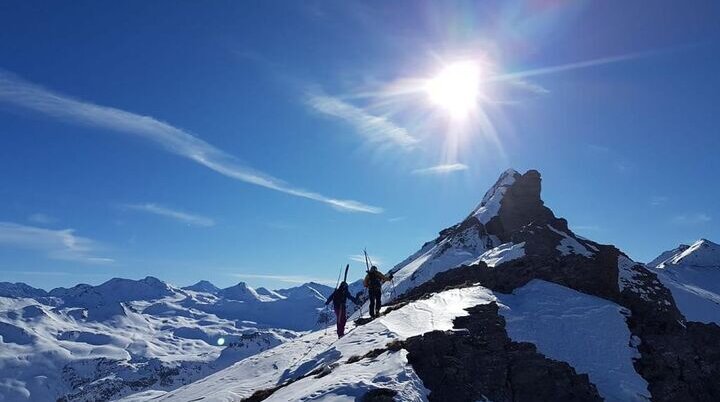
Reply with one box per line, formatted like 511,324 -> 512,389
1,1 -> 719,290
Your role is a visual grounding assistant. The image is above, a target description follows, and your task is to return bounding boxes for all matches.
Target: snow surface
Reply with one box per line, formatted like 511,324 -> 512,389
126,280 -> 653,402
618,255 -> 646,294
128,286 -> 497,401
646,245 -> 689,269
385,225 -> 499,303
497,280 -> 650,402
0,278 -> 336,401
469,168 -> 518,224
470,242 -> 525,267
656,239 -> 720,268
547,225 -> 594,257
649,239 -> 720,325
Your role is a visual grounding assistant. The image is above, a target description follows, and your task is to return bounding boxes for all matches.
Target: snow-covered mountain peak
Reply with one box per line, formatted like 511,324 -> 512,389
0,282 -> 47,299
469,168 -> 520,224
277,282 -> 332,301
182,280 -> 220,294
387,169 -> 577,298
648,238 -> 720,325
220,282 -> 263,302
655,238 -> 720,269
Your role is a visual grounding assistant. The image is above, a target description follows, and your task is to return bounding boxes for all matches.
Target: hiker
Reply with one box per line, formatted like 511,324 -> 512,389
325,281 -> 360,337
363,266 -> 393,318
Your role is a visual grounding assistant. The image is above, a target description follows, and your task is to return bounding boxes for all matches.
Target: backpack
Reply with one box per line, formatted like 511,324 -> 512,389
332,287 -> 347,305
368,271 -> 382,289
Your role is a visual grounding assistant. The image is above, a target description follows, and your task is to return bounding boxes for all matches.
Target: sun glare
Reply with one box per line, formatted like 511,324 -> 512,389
426,61 -> 482,118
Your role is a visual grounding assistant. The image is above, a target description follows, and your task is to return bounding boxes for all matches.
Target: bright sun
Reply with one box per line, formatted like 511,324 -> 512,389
426,61 -> 483,119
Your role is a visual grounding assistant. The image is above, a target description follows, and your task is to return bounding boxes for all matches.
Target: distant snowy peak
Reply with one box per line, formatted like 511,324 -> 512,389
648,239 -> 720,325
0,282 -> 47,299
48,276 -> 177,308
276,283 -> 330,301
220,282 -> 265,302
183,280 -> 220,294
654,239 -> 720,269
255,287 -> 285,300
647,244 -> 690,268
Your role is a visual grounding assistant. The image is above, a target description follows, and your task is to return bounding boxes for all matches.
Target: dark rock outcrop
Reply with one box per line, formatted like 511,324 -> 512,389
403,303 -> 602,402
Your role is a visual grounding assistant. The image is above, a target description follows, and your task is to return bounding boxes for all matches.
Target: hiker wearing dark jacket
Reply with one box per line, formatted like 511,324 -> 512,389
325,281 -> 360,337
363,266 -> 393,318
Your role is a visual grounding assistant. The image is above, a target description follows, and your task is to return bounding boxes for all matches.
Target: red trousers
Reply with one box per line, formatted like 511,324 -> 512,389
334,303 -> 347,337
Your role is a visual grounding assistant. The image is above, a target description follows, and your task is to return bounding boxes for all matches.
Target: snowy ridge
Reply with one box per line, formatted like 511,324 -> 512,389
649,239 -> 720,325
128,280 -> 650,402
646,244 -> 690,268
138,286 -> 498,401
469,168 -> 519,224
655,239 -> 720,269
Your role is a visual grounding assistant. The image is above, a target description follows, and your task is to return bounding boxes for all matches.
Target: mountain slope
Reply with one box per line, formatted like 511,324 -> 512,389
649,239 -> 720,325
0,278 -> 331,401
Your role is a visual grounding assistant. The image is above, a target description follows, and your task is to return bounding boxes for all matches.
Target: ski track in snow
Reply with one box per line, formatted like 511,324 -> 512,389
497,280 -> 650,402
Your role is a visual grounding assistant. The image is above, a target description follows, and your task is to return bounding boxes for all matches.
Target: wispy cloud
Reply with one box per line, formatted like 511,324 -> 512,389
0,71 -> 381,214
349,254 -> 383,267
488,47 -> 690,83
305,90 -> 419,150
388,216 -> 406,223
672,213 -> 712,225
230,273 -> 335,286
122,203 -> 215,227
0,222 -> 112,264
651,196 -> 669,206
28,213 -> 56,225
412,163 -> 468,175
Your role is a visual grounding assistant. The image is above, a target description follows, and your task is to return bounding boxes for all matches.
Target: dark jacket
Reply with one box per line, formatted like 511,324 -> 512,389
326,284 -> 360,307
363,270 -> 391,290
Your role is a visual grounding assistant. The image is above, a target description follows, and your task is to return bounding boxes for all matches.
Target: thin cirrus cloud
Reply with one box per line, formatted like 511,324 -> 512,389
412,163 -> 468,175
671,213 -> 712,225
0,222 -> 113,264
122,203 -> 215,227
28,213 -> 57,224
305,90 -> 419,150
0,70 -> 382,214
348,254 -> 383,267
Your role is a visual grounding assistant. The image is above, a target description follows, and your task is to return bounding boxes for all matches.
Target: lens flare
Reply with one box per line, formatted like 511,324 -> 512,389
216,337 -> 225,346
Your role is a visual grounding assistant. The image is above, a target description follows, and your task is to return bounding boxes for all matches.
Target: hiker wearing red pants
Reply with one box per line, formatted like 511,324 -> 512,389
325,281 -> 360,338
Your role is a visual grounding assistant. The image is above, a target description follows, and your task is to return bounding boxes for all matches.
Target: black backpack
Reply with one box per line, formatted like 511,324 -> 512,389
332,286 -> 347,305
368,271 -> 382,289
